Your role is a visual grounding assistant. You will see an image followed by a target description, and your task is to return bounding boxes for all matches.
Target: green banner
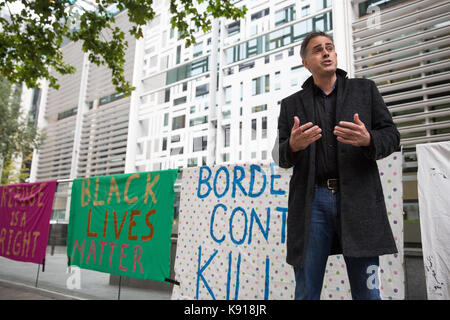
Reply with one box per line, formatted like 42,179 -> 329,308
67,170 -> 178,282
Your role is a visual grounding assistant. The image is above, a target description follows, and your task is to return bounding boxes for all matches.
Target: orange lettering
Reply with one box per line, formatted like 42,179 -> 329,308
144,173 -> 159,204
87,209 -> 98,237
141,209 -> 156,241
29,184 -> 37,206
113,211 -> 128,240
124,174 -> 139,203
12,231 -> 22,256
103,211 -> 109,238
81,178 -> 91,207
94,177 -> 105,206
107,177 -> 120,204
37,183 -> 46,207
128,210 -> 140,241
0,228 -> 6,254
31,231 -> 40,258
21,231 -> 31,257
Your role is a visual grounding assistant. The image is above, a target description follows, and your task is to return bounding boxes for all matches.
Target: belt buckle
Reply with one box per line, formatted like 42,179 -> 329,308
327,179 -> 337,191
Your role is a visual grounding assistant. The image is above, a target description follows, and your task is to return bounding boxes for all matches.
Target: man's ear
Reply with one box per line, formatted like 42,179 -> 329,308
302,58 -> 310,72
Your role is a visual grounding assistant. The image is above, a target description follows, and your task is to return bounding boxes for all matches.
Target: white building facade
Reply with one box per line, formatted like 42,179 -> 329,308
28,0 -> 450,230
128,0 -> 343,174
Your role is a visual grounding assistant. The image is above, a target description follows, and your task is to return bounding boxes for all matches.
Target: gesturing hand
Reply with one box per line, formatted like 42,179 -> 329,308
289,116 -> 322,153
334,113 -> 371,147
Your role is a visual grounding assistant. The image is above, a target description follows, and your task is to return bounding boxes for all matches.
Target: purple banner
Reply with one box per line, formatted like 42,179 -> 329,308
0,181 -> 57,264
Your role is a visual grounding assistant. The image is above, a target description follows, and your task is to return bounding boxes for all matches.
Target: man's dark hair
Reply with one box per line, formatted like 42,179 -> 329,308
300,31 -> 334,59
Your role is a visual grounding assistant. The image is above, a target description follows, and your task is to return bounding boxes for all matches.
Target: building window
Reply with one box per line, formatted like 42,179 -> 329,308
174,96 -> 187,106
250,24 -> 258,36
226,21 -> 240,36
196,84 -> 209,97
225,12 -> 332,66
172,115 -> 185,130
252,75 -> 270,96
238,61 -> 255,72
239,121 -> 242,145
252,119 -> 257,140
240,82 -> 243,101
171,135 -> 180,143
164,113 -> 169,126
98,91 -> 125,106
176,45 -> 181,64
312,11 -> 332,31
193,136 -> 207,152
170,147 -> 183,155
164,88 -> 170,103
193,42 -> 203,57
162,137 -> 167,151
275,5 -> 296,27
57,107 -> 77,120
252,104 -> 267,113
224,125 -> 230,147
166,57 -> 209,85
302,5 -> 310,17
188,158 -> 198,167
262,116 -> 267,139
251,8 -> 269,21
316,0 -> 332,11
292,65 -> 303,72
225,86 -> 232,104
190,115 -> 208,126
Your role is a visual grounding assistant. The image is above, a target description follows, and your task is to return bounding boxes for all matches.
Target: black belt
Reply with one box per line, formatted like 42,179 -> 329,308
317,178 -> 339,191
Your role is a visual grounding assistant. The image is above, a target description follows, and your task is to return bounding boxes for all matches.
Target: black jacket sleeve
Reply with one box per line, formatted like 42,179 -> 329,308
361,80 -> 400,160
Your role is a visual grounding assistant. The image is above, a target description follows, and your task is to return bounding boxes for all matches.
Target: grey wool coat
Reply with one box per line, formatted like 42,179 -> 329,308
272,68 -> 400,268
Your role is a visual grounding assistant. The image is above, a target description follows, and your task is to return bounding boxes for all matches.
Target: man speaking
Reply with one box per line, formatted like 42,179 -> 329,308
272,31 -> 400,300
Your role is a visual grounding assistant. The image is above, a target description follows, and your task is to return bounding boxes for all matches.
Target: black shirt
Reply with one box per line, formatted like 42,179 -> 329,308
313,78 -> 338,183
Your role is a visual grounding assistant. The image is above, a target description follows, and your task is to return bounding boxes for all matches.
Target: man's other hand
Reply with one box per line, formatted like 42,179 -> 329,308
334,113 -> 371,147
289,116 -> 322,152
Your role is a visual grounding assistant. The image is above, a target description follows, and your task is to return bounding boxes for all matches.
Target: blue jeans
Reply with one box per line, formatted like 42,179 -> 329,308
293,186 -> 381,300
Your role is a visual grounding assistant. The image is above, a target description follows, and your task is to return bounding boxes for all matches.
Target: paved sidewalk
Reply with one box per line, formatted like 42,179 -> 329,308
0,280 -> 78,300
0,246 -> 172,300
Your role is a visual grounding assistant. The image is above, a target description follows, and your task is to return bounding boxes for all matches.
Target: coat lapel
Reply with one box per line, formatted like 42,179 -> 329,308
299,77 -> 315,124
335,68 -> 349,124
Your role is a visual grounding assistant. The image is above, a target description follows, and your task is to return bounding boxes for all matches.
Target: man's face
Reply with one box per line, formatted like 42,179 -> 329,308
302,36 -> 337,76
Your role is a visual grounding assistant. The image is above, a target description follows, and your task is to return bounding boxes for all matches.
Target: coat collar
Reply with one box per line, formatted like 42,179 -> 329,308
299,68 -> 349,125
301,68 -> 348,89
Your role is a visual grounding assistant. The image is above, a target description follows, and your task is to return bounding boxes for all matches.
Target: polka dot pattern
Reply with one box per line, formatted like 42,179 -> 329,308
321,152 -> 404,300
172,153 -> 404,300
172,163 -> 295,300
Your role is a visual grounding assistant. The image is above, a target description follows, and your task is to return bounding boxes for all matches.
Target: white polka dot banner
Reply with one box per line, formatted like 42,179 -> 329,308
172,154 -> 404,300
172,162 -> 294,300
